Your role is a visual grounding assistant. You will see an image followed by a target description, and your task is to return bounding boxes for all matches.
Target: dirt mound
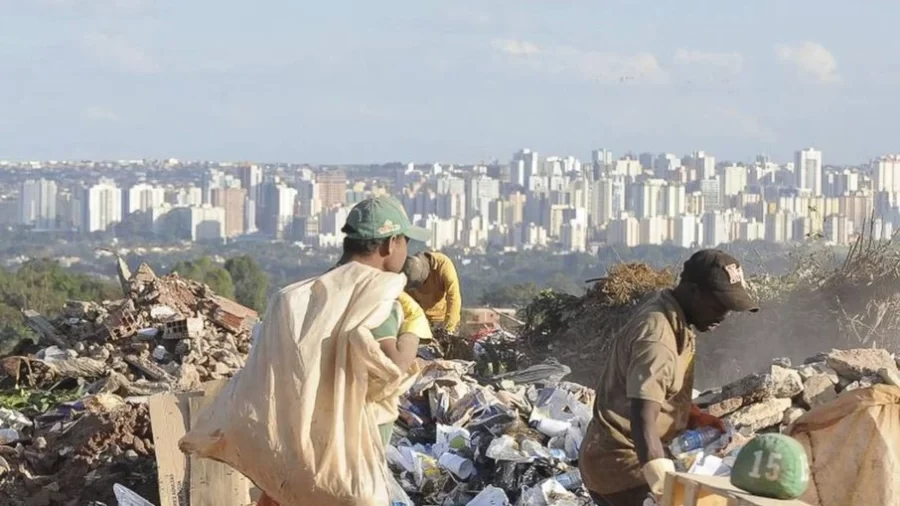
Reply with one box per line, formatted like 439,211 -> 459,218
0,403 -> 157,506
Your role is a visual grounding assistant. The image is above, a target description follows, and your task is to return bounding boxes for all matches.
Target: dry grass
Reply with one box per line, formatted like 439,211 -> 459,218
587,263 -> 676,307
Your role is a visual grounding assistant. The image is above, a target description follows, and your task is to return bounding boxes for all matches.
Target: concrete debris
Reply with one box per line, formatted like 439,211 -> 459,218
800,374 -> 838,409
825,348 -> 899,381
770,364 -> 804,399
782,407 -> 805,426
724,398 -> 792,432
695,347 -> 895,439
878,367 -> 900,387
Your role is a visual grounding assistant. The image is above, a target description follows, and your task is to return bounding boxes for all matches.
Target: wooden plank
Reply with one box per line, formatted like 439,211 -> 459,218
683,481 -> 700,506
188,385 -> 252,506
149,391 -> 201,506
671,473 -> 811,506
662,474 -> 678,506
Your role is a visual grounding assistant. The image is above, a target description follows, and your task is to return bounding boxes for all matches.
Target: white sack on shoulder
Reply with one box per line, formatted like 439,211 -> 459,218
179,262 -> 417,506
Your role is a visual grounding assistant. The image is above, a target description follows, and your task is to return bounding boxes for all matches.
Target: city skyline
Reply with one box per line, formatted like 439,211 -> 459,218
2,1 -> 900,162
7,145 -> 900,253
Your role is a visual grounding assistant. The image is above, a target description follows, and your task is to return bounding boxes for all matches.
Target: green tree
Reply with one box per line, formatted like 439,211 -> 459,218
224,255 -> 270,312
169,257 -> 236,299
479,282 -> 543,308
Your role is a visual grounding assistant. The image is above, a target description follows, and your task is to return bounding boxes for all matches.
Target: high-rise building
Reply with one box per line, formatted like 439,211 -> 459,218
201,169 -> 225,205
590,178 -> 626,228
211,187 -> 247,238
126,183 -> 165,215
690,151 -> 716,180
702,211 -> 729,246
607,216 -> 641,247
673,215 -> 702,248
610,157 -> 643,178
872,155 -> 900,194
561,218 -> 588,252
795,148 -> 823,196
662,183 -> 686,217
699,178 -> 723,211
512,149 -> 540,187
721,165 -> 748,197
238,164 -> 263,203
316,170 -> 347,209
18,178 -> 57,230
466,175 -> 500,215
631,179 -> 666,219
80,179 -> 123,233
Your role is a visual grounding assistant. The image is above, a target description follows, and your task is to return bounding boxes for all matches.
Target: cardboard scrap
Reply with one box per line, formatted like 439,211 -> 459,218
149,381 -> 254,506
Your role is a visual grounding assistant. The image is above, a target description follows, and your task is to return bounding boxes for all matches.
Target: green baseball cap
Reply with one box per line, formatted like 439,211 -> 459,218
342,195 -> 431,243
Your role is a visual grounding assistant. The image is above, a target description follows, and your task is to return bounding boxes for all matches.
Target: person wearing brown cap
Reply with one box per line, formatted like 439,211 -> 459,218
579,249 -> 759,506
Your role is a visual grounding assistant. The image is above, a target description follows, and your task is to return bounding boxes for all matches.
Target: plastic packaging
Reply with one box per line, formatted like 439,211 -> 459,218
0,428 -> 20,444
534,418 -> 570,437
553,469 -> 583,490
669,426 -> 721,455
113,483 -> 156,506
438,453 -> 474,479
466,486 -> 510,506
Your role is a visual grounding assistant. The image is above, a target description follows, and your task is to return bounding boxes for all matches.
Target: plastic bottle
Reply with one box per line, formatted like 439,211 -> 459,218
0,428 -> 20,444
670,427 -> 721,455
553,469 -> 583,490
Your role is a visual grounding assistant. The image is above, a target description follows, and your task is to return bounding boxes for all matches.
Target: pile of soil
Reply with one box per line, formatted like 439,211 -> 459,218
0,404 -> 158,506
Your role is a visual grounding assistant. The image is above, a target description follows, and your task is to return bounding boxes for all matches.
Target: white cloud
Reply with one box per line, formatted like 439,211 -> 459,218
492,38 -> 541,57
81,106 -> 120,123
79,33 -> 161,74
775,41 -> 840,84
674,49 -> 743,75
492,38 -> 667,84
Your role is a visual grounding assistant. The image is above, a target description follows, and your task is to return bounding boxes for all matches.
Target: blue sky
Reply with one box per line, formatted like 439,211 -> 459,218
2,0 -> 899,164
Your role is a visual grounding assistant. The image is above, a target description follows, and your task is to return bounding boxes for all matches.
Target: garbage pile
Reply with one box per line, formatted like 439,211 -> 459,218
0,259 -> 258,505
390,357 -> 593,506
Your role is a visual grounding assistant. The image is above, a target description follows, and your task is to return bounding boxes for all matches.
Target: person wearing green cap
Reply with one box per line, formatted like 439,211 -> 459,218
338,195 -> 433,446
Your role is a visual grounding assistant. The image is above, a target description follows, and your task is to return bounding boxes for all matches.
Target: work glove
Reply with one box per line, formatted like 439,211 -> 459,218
642,458 -> 676,498
688,404 -> 726,432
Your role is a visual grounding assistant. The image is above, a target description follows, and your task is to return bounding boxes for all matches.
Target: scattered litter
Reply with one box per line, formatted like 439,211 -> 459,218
467,486 -> 510,506
113,483 -> 156,506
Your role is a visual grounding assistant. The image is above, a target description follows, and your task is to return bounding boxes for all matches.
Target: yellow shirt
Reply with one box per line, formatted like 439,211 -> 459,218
406,251 -> 462,332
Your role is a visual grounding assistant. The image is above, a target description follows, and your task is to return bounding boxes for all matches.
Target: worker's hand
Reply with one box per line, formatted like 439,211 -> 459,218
642,458 -> 675,498
688,404 -> 725,432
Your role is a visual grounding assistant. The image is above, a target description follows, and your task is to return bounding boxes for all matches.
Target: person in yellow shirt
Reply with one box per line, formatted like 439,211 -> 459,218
402,251 -> 462,333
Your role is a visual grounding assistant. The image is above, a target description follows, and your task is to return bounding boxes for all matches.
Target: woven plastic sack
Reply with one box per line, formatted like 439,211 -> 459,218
180,262 -> 418,506
787,384 -> 900,506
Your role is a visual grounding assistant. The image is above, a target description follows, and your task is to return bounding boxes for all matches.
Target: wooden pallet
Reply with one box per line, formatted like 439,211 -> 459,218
661,472 -> 812,506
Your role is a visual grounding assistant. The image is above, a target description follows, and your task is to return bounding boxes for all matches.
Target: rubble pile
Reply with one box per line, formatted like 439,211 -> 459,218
0,260 -> 259,505
3,260 -> 258,397
390,358 -> 593,505
695,348 -> 900,437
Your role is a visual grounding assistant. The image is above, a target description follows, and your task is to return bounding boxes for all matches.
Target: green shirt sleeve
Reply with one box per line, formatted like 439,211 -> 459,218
371,302 -> 403,341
